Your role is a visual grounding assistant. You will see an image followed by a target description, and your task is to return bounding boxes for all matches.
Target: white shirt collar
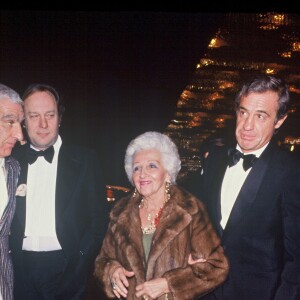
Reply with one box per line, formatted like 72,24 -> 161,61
0,157 -> 4,168
30,135 -> 62,153
236,142 -> 269,158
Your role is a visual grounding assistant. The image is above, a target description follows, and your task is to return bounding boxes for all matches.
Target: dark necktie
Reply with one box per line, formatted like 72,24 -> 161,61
27,146 -> 55,164
228,148 -> 257,171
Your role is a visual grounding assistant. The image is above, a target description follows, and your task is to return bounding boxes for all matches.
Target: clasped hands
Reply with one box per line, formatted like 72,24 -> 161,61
110,266 -> 169,299
110,254 -> 206,299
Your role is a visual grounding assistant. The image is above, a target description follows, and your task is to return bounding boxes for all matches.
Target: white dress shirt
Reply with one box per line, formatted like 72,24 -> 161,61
0,158 -> 8,219
23,136 -> 62,251
220,144 -> 267,229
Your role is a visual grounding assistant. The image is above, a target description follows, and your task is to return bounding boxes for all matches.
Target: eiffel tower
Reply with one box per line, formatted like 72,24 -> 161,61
165,13 -> 300,180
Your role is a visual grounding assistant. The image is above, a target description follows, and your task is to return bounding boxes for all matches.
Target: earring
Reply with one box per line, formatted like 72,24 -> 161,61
165,181 -> 171,201
132,188 -> 137,199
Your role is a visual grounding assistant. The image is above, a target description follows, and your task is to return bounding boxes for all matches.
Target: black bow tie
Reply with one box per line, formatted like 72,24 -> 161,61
27,146 -> 54,164
228,148 -> 258,171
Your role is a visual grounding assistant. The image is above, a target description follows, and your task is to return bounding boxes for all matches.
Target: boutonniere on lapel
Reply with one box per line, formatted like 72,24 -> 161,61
16,184 -> 27,197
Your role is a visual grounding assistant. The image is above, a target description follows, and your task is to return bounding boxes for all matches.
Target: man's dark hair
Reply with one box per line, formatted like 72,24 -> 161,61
235,75 -> 290,122
22,83 -> 65,119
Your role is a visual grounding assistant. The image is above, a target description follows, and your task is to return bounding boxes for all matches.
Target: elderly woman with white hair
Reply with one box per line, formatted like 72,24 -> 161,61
94,131 -> 229,300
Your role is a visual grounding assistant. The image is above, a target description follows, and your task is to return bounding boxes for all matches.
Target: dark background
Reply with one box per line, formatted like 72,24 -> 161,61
0,6 -> 293,187
0,10 -> 226,186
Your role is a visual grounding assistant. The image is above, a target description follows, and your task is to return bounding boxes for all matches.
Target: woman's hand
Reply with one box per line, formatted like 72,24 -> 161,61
110,266 -> 135,299
188,253 -> 207,265
135,278 -> 169,300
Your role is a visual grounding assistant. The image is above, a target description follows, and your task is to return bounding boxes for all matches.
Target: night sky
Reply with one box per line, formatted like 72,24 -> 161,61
1,7 -> 292,186
0,10 -> 227,186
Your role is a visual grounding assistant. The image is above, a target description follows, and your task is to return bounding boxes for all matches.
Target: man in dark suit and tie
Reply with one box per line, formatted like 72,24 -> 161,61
10,83 -> 110,300
185,75 -> 300,300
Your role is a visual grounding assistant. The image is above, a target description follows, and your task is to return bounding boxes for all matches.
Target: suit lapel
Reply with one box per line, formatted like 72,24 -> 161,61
55,144 -> 81,220
222,142 -> 275,240
204,147 -> 228,236
3,157 -> 20,226
14,147 -> 29,232
13,143 -> 80,236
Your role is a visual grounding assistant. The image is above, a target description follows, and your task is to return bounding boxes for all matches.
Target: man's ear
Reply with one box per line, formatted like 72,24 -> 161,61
275,115 -> 287,129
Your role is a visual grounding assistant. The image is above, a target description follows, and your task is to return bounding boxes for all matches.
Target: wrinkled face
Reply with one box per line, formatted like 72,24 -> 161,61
24,91 -> 60,150
132,149 -> 170,200
235,91 -> 286,153
0,97 -> 24,157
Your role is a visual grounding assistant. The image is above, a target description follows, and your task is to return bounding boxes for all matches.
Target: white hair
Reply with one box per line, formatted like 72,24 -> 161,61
0,83 -> 23,106
124,131 -> 181,185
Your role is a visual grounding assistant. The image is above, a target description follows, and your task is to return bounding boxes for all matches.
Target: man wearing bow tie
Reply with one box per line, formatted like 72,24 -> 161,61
10,84 -> 109,300
185,75 -> 300,300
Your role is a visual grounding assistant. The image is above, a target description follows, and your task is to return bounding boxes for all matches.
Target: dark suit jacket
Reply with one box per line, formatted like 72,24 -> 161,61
185,141 -> 300,300
10,142 -> 110,299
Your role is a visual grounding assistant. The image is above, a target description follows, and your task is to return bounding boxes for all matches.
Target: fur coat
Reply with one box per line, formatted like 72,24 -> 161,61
94,185 -> 229,300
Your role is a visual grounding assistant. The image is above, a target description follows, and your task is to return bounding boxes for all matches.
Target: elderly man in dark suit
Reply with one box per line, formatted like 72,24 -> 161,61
0,83 -> 24,300
10,83 -> 109,300
185,75 -> 300,300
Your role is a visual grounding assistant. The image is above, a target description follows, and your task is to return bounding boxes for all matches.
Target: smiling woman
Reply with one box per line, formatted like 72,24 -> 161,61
94,131 -> 229,300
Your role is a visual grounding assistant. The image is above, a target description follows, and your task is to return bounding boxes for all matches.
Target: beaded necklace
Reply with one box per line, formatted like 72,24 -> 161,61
139,191 -> 170,235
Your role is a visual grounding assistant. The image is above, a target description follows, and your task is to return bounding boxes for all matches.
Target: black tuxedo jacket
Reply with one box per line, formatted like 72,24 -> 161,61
10,142 -> 110,297
185,141 -> 300,300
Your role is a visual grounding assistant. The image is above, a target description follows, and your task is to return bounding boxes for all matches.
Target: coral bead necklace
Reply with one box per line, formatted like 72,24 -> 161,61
143,206 -> 163,235
139,197 -> 168,235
